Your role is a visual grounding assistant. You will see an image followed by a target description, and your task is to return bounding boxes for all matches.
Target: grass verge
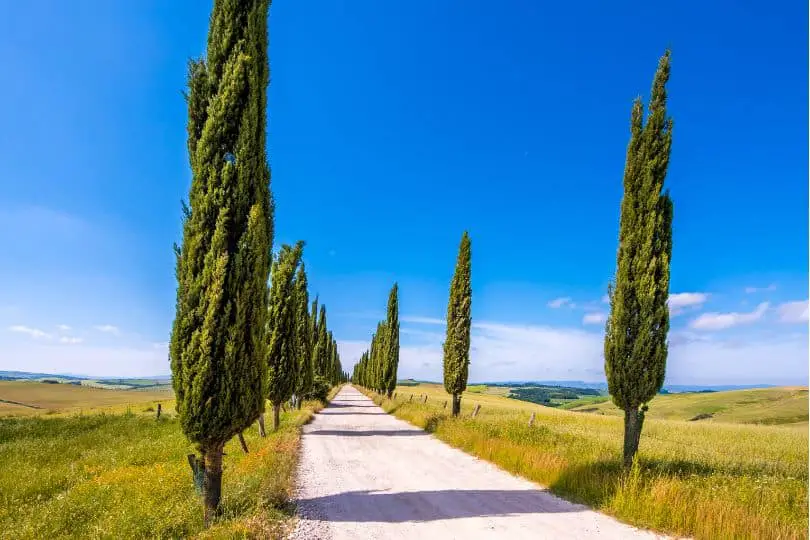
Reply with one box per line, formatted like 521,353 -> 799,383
364,385 -> 808,540
0,397 -> 329,539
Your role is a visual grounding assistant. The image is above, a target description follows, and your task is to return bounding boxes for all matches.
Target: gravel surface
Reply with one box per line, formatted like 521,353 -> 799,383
291,386 -> 668,540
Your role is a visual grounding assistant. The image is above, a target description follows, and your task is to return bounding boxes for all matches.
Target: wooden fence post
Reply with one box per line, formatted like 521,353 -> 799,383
187,454 -> 204,494
472,404 -> 481,418
528,412 -> 535,427
423,395 -> 428,403
409,394 -> 413,402
443,400 -> 447,409
156,403 -> 162,420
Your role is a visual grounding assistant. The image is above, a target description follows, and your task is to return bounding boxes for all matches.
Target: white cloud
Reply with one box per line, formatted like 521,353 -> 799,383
56,324 -> 71,332
582,313 -> 607,325
744,284 -> 777,294
94,324 -> 120,336
8,325 -> 52,340
778,300 -> 809,324
668,292 -> 709,316
547,297 -> 574,309
601,294 -> 610,304
689,302 -> 769,331
400,316 -> 445,325
59,336 -> 83,345
338,312 -> 808,386
0,341 -> 169,377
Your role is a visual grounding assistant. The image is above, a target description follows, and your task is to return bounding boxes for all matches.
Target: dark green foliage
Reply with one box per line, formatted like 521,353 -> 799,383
604,50 -> 674,468
315,305 -> 328,376
352,282 -> 399,395
169,0 -> 272,523
507,385 -> 600,406
170,0 -> 271,451
293,263 -> 313,401
266,242 -> 304,413
304,375 -> 331,402
443,232 -> 472,416
382,284 -> 400,397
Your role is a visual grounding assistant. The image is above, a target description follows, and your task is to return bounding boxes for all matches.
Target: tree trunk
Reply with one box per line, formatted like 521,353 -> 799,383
202,443 -> 224,527
451,394 -> 461,416
273,403 -> 281,431
237,432 -> 249,453
258,413 -> 266,437
623,407 -> 644,469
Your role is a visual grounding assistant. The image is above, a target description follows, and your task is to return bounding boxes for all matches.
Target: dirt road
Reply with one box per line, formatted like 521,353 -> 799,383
291,386 -> 666,539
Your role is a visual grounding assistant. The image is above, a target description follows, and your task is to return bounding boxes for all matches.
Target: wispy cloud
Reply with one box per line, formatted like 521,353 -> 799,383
582,313 -> 607,325
777,300 -> 809,324
689,302 -> 769,331
668,292 -> 709,316
340,311 -> 807,385
8,325 -> 52,340
93,324 -> 120,336
56,324 -> 71,332
400,316 -> 445,325
601,294 -> 610,304
59,336 -> 83,344
547,297 -> 574,309
744,284 -> 777,294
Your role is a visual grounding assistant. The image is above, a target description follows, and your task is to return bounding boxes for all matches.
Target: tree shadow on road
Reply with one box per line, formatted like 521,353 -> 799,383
307,429 -> 428,437
296,488 -> 583,522
318,411 -> 389,416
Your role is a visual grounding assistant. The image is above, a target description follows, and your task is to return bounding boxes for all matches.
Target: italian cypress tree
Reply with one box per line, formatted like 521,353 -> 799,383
443,232 -> 472,416
316,305 -> 328,376
293,262 -> 312,408
266,242 -> 304,430
383,283 -> 400,397
169,0 -> 272,525
604,50 -> 674,469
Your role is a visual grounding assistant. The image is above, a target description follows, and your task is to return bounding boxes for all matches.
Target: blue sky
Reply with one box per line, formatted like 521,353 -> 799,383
0,1 -> 807,384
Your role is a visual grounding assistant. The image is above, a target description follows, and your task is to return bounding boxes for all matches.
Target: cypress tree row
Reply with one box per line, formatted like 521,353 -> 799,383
169,0 -> 272,525
352,283 -> 400,395
293,262 -> 312,409
604,50 -> 674,469
443,232 -> 472,417
382,284 -> 400,397
266,242 -> 304,431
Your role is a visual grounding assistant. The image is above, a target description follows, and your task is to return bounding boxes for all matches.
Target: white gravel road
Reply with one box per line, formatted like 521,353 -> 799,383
291,386 -> 667,540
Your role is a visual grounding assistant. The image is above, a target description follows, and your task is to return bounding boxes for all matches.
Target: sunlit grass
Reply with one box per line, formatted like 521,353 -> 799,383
367,384 -> 808,540
0,396 -> 329,539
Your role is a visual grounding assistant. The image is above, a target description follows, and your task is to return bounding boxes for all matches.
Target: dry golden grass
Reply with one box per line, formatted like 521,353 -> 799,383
371,383 -> 808,540
0,381 -> 173,417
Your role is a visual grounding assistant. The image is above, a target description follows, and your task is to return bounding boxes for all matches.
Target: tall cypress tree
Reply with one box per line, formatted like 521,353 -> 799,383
170,0 -> 272,525
293,262 -> 312,408
267,242 -> 304,430
383,283 -> 400,398
443,232 -> 472,416
604,50 -> 674,469
316,305 -> 328,376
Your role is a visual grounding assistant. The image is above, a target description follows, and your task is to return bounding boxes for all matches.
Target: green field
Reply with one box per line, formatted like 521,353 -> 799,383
0,383 -> 336,538
566,386 -> 809,426
370,383 -> 808,540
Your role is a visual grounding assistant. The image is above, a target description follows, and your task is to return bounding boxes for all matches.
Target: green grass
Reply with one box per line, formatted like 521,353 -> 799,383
366,383 -> 808,540
568,387 -> 809,425
0,392 -> 334,539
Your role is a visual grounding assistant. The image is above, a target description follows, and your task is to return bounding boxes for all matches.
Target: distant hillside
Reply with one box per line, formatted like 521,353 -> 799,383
0,371 -> 171,390
567,386 -> 808,426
